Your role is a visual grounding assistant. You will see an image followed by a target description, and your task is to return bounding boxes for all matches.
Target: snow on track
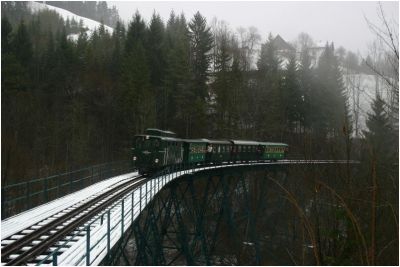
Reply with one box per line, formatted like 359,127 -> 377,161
1,172 -> 138,240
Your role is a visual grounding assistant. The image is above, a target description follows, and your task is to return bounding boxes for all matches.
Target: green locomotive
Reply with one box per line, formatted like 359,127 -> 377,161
132,128 -> 288,175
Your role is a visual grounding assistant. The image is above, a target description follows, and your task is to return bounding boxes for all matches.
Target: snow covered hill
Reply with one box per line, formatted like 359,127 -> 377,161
343,71 -> 394,136
28,1 -> 114,40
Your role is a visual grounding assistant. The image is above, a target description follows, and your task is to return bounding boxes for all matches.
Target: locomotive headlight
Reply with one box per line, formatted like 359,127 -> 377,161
155,158 -> 159,163
133,156 -> 137,161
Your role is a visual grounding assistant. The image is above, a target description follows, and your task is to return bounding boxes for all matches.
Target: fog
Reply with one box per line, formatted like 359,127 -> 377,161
110,1 -> 398,55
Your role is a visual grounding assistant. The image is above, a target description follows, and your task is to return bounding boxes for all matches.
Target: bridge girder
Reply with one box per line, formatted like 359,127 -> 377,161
104,165 -> 291,265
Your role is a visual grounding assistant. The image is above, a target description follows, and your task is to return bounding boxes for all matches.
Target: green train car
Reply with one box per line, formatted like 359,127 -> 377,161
132,129 -> 184,174
132,128 -> 289,175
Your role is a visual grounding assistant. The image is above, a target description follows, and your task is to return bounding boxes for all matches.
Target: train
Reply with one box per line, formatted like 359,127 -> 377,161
132,128 -> 289,175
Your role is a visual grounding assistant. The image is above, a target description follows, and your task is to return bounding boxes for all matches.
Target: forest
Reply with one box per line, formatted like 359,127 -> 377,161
1,1 -> 398,265
1,1 -> 397,179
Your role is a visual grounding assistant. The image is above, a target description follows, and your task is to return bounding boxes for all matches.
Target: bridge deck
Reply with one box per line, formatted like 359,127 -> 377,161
1,172 -> 138,240
1,160 -> 357,265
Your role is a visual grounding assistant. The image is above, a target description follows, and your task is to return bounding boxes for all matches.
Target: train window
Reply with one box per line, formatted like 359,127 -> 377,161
154,139 -> 160,147
135,138 -> 141,148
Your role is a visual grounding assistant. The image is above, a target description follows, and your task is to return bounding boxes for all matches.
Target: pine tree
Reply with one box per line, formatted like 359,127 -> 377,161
164,12 -> 192,136
312,42 -> 352,159
281,51 -> 302,134
188,12 -> 213,137
363,95 -> 395,166
298,46 -> 314,131
147,13 -> 167,128
189,11 -> 213,99
316,43 -> 350,137
125,12 -> 147,54
256,34 -> 282,139
120,12 -> 155,136
213,29 -> 232,137
13,20 -> 33,65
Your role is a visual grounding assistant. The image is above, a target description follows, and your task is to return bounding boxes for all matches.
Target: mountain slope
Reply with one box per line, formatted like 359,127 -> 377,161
28,1 -> 114,38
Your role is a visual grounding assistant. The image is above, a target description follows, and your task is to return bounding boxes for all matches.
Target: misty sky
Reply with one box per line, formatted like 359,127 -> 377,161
110,1 -> 398,55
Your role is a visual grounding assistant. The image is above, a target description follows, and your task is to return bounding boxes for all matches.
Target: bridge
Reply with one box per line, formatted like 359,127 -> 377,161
1,160 -> 358,265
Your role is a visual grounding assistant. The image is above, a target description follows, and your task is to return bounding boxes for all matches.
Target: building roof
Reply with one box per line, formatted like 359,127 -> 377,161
273,35 -> 295,51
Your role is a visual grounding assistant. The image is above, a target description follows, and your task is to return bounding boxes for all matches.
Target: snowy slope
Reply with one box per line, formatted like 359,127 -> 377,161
278,50 -> 389,133
28,1 -> 113,38
343,71 -> 393,134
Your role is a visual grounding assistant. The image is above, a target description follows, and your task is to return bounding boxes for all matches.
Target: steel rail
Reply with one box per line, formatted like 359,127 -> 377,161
1,175 -> 144,265
2,159 -> 359,265
3,177 -> 147,265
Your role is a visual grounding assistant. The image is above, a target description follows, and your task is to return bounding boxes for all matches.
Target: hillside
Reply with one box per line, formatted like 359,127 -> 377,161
28,1 -> 113,39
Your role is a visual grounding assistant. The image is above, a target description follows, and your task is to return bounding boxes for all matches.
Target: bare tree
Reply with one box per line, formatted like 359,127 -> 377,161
364,2 -> 399,127
297,32 -> 315,51
236,26 -> 261,71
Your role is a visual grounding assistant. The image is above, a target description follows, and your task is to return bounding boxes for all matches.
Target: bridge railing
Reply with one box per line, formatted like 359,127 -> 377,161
1,161 -> 135,219
38,161 -> 208,265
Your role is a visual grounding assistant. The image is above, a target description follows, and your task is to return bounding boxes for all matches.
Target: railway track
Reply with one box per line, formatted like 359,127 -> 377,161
1,174 -> 146,265
1,159 -> 359,265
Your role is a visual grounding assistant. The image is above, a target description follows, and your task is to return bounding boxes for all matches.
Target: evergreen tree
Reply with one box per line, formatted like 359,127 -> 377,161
363,95 -> 395,167
120,12 -> 155,136
164,12 -> 192,136
316,43 -> 350,137
13,20 -> 32,64
213,29 -> 232,137
110,21 -> 125,78
189,12 -> 213,99
298,46 -> 314,131
256,34 -> 282,139
188,12 -> 213,137
313,43 -> 352,159
125,12 -> 147,53
147,13 -> 167,128
281,51 -> 302,134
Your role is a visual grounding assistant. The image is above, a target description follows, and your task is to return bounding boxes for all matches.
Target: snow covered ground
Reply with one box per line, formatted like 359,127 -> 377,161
344,71 -> 393,134
28,2 -> 114,39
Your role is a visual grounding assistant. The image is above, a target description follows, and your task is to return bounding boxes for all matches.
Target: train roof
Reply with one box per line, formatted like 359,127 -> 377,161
230,140 -> 260,146
182,139 -> 209,143
134,134 -> 184,142
144,128 -> 176,137
231,140 -> 288,146
204,139 -> 231,145
258,142 -> 289,146
134,134 -> 289,147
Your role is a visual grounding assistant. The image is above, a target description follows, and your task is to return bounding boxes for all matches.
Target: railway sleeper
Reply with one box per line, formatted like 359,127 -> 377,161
21,229 -> 35,234
1,239 -> 16,245
48,246 -> 69,253
20,246 -> 34,252
9,234 -> 25,239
